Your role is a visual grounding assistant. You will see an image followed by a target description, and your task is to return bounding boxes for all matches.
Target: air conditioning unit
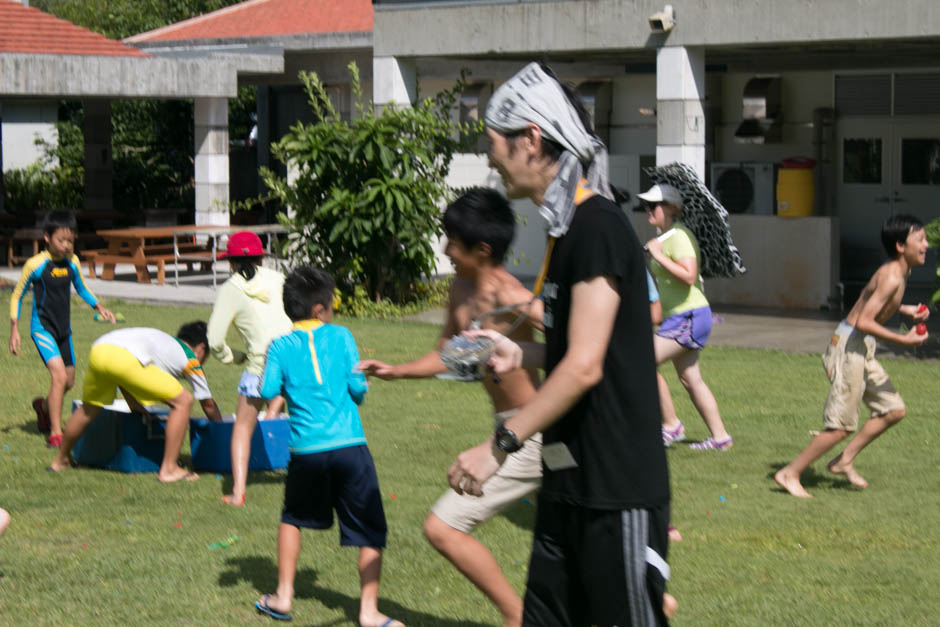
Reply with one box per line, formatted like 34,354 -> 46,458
710,162 -> 776,215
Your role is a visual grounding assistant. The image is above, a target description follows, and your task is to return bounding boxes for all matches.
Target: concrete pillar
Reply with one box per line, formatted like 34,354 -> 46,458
372,56 -> 416,113
655,46 -> 705,181
83,99 -> 112,212
194,97 -> 229,226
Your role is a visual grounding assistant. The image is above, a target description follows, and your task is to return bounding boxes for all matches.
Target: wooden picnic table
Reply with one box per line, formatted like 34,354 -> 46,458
86,224 -> 287,286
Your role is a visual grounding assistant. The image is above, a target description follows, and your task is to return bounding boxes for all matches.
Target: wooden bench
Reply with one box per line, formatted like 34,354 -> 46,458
82,246 -> 213,285
6,228 -> 42,267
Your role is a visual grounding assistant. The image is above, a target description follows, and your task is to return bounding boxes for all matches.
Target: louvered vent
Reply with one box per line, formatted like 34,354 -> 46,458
835,75 -> 891,116
894,73 -> 940,115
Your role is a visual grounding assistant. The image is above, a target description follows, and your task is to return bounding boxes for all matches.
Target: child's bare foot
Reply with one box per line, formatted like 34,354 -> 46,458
774,468 -> 812,498
663,592 -> 678,620
221,493 -> 245,507
827,454 -> 868,488
359,612 -> 405,627
47,455 -> 76,473
255,593 -> 292,620
668,524 -> 682,542
158,468 -> 199,483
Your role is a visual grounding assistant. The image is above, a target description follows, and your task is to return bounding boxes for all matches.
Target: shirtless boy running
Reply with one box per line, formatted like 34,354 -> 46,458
775,214 -> 929,498
358,188 -> 541,627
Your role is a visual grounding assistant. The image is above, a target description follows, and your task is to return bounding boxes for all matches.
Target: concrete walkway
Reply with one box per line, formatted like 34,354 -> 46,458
405,305 -> 841,355
0,262 -> 228,307
2,263 -> 934,358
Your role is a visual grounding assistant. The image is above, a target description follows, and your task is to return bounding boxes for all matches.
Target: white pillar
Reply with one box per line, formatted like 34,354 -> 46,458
655,46 -> 705,181
194,97 -> 229,226
372,56 -> 416,113
83,99 -> 112,212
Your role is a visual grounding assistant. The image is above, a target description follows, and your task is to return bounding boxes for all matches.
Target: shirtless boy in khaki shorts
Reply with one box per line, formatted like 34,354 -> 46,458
359,188 -> 541,627
775,214 -> 929,498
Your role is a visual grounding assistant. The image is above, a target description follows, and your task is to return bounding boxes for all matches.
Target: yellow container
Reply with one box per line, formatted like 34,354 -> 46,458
776,168 -> 814,217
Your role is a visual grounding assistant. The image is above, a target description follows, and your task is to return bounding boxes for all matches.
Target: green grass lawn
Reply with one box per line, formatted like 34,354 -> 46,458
1,294 -> 939,625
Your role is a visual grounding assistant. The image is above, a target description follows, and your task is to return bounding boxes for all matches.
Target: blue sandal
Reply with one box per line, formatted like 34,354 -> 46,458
255,595 -> 292,621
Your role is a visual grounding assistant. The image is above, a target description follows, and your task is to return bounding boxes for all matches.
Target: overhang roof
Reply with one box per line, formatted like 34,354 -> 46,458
126,0 -> 372,44
0,0 -> 149,57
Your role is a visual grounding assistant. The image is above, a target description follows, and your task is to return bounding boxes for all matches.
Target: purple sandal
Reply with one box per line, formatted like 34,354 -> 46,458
689,436 -> 733,451
662,421 -> 686,447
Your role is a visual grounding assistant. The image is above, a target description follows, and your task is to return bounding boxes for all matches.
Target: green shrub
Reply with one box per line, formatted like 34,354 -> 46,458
3,120 -> 84,216
262,62 -> 479,304
927,217 -> 940,303
340,276 -> 452,319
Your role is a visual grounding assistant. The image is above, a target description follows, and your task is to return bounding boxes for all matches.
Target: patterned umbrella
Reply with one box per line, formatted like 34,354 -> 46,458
644,162 -> 747,279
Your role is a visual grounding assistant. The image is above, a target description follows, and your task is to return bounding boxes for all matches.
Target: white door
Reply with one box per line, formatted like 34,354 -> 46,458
837,118 -> 940,286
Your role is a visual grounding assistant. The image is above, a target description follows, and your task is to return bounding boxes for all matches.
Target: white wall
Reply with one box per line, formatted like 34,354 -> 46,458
1,101 -> 58,170
629,212 -> 841,310
609,75 -> 657,158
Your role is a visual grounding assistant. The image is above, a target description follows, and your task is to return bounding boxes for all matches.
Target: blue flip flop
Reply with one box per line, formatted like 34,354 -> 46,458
255,595 -> 292,621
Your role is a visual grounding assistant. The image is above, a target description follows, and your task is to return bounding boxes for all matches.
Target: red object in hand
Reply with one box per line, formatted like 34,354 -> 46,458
918,304 -> 928,314
916,323 -> 927,335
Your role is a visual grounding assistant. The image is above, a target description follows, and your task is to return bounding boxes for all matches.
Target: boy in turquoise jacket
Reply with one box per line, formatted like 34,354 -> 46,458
254,265 -> 401,627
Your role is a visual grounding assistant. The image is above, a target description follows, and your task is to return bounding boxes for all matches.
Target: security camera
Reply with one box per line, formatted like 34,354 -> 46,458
649,4 -> 676,33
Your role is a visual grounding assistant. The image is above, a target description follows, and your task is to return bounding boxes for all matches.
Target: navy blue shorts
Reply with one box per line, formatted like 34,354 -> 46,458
523,499 -> 671,626
281,445 -> 387,548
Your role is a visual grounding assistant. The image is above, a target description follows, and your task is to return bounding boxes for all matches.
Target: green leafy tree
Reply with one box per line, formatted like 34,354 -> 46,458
926,217 -> 940,304
3,115 -> 85,216
262,63 -> 479,303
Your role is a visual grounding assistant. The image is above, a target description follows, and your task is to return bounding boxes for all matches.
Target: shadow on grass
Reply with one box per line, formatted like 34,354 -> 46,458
221,555 -> 493,627
3,419 -> 41,436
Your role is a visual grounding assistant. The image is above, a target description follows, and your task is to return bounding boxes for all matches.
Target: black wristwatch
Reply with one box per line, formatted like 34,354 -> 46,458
494,424 -> 524,453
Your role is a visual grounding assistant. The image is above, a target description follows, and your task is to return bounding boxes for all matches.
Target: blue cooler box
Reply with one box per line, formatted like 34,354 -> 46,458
189,416 -> 290,473
72,401 -> 169,473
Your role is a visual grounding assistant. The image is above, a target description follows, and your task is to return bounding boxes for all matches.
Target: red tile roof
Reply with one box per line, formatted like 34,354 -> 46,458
0,0 -> 149,57
126,0 -> 373,44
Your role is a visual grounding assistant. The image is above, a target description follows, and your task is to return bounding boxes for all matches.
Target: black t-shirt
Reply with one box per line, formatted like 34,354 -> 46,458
539,195 -> 670,509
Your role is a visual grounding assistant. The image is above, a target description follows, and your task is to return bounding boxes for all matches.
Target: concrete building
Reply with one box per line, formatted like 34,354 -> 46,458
371,0 -> 940,309
9,0 -> 939,309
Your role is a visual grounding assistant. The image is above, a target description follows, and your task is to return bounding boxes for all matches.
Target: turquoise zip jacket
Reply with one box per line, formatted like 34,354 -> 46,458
261,319 -> 368,455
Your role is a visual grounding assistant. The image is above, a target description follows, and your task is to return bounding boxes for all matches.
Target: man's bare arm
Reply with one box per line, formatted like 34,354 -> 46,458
501,275 -> 619,439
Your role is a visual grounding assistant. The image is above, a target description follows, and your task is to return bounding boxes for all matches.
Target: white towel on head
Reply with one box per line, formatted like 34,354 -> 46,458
485,62 -> 612,237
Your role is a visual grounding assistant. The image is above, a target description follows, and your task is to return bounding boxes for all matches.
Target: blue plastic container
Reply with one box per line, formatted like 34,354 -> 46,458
189,417 -> 290,473
72,402 -> 169,473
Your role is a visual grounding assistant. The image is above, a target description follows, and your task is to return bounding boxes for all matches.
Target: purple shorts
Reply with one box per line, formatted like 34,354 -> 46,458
657,306 -> 713,350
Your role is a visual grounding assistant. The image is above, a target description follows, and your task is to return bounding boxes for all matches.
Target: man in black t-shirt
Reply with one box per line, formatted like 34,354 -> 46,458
449,62 -> 673,625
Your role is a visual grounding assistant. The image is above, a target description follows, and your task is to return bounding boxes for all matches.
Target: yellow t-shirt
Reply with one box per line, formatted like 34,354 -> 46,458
649,223 -> 709,318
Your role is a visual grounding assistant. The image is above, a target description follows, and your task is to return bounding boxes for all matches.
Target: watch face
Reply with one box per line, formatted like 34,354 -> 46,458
496,426 -> 522,453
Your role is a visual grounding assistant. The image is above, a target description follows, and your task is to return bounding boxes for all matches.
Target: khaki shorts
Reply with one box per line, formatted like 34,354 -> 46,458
821,321 -> 904,432
83,344 -> 184,408
431,411 -> 542,534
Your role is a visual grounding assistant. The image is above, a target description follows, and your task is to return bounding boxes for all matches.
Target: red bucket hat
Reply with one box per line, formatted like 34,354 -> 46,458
219,231 -> 264,259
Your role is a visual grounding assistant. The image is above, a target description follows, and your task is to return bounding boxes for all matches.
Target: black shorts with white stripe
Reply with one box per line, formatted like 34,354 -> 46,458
522,499 -> 671,626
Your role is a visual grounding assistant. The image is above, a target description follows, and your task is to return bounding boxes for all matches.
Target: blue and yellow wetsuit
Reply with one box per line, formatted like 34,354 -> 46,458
10,251 -> 100,367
